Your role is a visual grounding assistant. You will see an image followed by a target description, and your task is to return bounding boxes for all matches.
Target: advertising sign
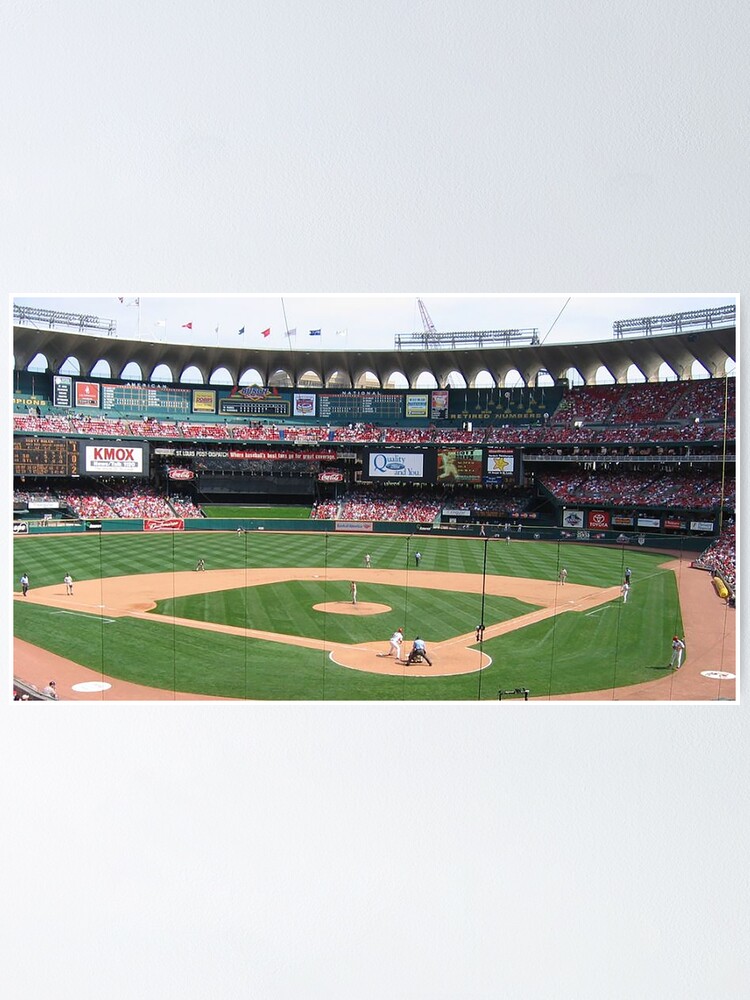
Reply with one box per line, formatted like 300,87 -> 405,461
75,381 -> 100,407
611,515 -> 634,527
367,452 -> 425,479
485,449 -> 516,482
168,468 -> 195,480
81,441 -> 149,476
561,509 -> 585,528
293,393 -> 317,417
587,510 -> 610,530
405,394 -> 429,418
690,520 -> 715,532
144,518 -> 185,531
637,517 -> 661,529
192,389 -> 216,413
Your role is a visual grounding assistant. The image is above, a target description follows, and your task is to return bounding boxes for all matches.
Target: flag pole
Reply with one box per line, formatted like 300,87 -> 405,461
281,297 -> 293,351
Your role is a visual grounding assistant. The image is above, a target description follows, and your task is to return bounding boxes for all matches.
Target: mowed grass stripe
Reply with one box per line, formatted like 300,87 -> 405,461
14,532 -> 695,699
477,570 -> 684,696
152,581 -> 541,645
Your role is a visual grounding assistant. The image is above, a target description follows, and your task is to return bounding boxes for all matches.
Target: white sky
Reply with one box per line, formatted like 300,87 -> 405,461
14,293 -> 735,352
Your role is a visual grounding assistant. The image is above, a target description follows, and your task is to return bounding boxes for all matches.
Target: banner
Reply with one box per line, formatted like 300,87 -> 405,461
13,521 -> 29,534
690,520 -> 715,532
611,515 -> 634,527
335,521 -> 374,532
168,468 -> 195,480
637,517 -> 660,528
144,518 -> 185,531
587,510 -> 610,530
431,390 -> 449,419
318,469 -> 344,482
663,518 -> 685,529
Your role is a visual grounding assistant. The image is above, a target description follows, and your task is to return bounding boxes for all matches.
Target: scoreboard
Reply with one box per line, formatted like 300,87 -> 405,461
318,392 -> 404,421
101,383 -> 191,412
14,437 -> 79,477
219,397 -> 291,416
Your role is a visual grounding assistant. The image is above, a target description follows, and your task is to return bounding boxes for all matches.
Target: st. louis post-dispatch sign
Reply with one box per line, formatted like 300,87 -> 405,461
80,440 -> 150,476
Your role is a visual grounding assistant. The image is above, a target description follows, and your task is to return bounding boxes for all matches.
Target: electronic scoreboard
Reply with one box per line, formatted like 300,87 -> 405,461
14,437 -> 79,477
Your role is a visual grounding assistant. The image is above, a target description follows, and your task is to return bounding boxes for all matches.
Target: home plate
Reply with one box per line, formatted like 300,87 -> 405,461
72,681 -> 112,692
700,670 -> 735,680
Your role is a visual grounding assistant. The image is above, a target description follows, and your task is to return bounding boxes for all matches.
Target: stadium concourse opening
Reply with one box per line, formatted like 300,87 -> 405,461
12,302 -> 736,700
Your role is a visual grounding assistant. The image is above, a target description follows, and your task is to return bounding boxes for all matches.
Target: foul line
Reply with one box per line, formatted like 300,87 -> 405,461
51,610 -> 116,623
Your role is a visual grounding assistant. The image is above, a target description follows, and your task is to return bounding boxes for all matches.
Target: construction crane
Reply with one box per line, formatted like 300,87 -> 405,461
417,298 -> 438,338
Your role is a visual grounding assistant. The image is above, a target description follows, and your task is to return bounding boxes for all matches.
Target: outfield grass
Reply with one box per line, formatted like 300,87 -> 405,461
201,505 -> 312,519
14,530 -> 688,699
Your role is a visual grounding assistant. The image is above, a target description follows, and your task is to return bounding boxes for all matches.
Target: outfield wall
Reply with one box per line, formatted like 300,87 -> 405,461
13,516 -> 714,553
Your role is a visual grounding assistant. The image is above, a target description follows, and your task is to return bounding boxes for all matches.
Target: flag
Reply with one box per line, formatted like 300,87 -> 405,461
214,324 -> 220,335
238,326 -> 245,335
309,329 -> 321,336
287,328 -> 297,337
336,328 -> 347,337
182,322 -> 193,329
261,328 -> 271,338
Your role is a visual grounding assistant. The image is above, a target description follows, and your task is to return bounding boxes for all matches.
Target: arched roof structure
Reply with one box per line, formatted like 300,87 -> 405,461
13,323 -> 736,387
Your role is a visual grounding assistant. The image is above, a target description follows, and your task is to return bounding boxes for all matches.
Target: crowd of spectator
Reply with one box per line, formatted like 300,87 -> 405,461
552,379 -> 735,426
12,376 -> 737,450
539,469 -> 735,510
311,489 -> 443,522
694,521 -> 736,592
168,495 -> 204,517
310,485 -> 536,522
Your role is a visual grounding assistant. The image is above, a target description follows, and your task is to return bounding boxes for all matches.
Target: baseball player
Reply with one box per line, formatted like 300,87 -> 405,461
64,573 -> 74,595
669,635 -> 686,669
388,628 -> 404,657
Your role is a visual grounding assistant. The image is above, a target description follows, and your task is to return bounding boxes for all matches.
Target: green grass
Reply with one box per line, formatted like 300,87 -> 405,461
153,581 -> 541,644
200,505 -> 312,519
14,531 -> 692,699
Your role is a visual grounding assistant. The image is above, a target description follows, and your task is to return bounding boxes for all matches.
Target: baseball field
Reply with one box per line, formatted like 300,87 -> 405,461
12,529 -> 735,700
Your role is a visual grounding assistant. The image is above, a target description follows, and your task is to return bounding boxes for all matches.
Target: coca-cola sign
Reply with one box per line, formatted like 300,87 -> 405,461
318,469 -> 344,482
168,468 -> 195,480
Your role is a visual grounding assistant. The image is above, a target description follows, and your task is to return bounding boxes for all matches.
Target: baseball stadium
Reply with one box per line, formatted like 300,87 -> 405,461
12,297 -> 737,701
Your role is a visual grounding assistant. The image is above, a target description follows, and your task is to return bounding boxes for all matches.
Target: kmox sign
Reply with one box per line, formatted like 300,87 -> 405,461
80,441 -> 150,476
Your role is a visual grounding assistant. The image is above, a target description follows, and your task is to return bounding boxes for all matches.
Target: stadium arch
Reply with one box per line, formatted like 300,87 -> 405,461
239,367 -> 264,386
209,366 -> 234,385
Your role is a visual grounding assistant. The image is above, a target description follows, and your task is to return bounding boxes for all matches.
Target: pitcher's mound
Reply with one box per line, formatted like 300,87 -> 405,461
313,601 -> 392,616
